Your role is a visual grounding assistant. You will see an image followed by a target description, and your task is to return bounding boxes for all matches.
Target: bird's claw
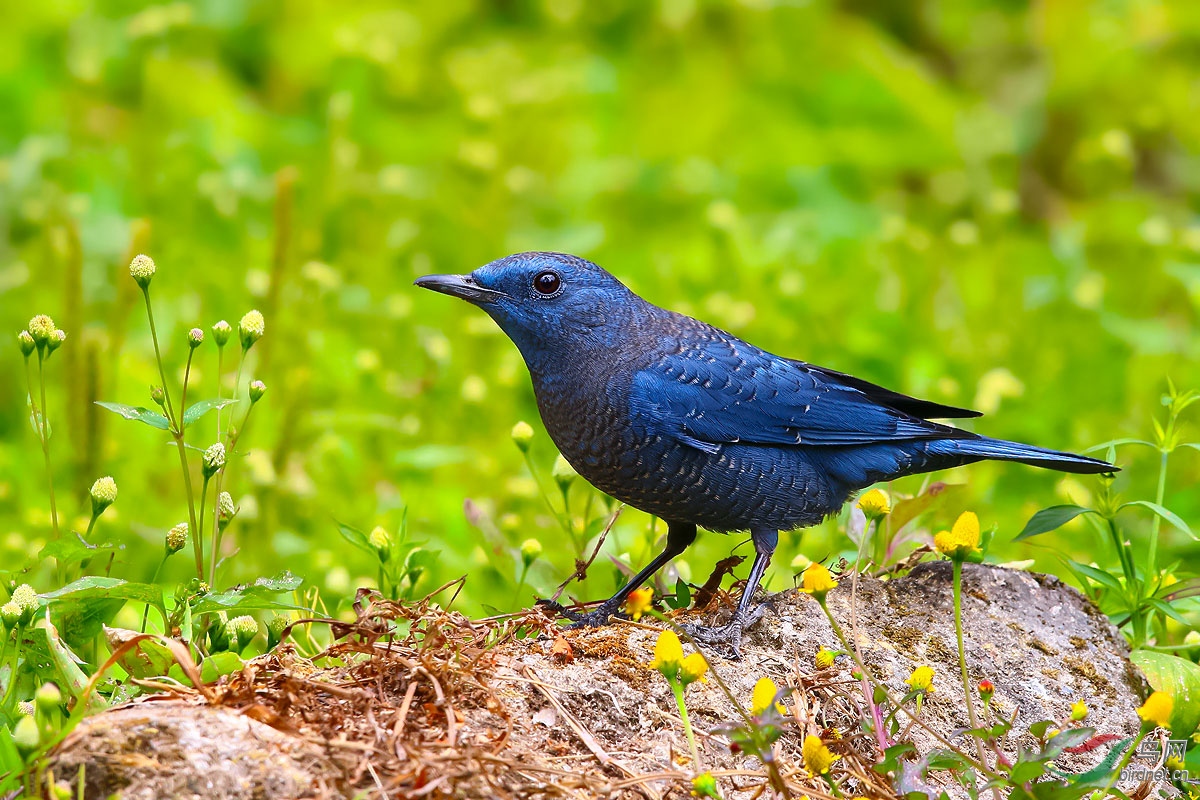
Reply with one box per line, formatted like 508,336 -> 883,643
681,600 -> 772,660
535,598 -> 627,628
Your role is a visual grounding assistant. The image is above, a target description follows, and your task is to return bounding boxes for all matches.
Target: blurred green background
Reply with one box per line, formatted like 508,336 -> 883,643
1,0 -> 1197,618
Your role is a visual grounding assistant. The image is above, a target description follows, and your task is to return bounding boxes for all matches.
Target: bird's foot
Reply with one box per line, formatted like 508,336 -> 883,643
535,598 -> 628,628
680,600 -> 772,660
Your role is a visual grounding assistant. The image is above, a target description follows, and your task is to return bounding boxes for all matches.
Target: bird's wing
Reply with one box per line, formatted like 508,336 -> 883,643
629,336 -> 966,451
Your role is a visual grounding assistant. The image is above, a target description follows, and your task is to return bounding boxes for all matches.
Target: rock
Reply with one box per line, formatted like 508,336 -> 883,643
46,564 -> 1148,799
50,703 -> 333,799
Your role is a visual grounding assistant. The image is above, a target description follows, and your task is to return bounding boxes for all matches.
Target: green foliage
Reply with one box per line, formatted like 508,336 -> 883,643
0,1 -> 1198,793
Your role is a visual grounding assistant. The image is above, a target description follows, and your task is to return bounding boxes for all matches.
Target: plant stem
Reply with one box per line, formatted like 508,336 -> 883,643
1,630 -> 25,713
1146,450 -> 1168,578
140,554 -> 168,633
35,353 -> 60,541
953,561 -> 989,772
175,440 -> 203,581
672,683 -> 700,771
511,563 -> 530,608
179,348 -> 196,428
214,344 -> 225,438
141,287 -> 176,427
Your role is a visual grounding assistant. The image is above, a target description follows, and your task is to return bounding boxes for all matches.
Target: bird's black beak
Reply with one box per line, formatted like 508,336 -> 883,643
413,273 -> 506,304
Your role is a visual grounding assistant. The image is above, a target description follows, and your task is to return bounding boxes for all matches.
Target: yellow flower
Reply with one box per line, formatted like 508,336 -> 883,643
799,561 -> 838,599
934,511 -> 981,561
651,629 -> 684,680
905,665 -> 935,694
1070,700 -> 1088,722
815,647 -> 837,670
624,587 -> 653,621
690,771 -> 719,798
857,488 -> 891,517
750,676 -> 786,716
1137,691 -> 1173,729
680,653 -> 708,686
802,734 -> 838,776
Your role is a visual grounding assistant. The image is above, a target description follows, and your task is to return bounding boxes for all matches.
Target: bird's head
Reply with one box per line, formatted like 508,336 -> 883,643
415,252 -> 639,356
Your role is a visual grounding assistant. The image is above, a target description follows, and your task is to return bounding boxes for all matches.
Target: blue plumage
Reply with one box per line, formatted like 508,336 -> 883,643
416,252 -> 1113,653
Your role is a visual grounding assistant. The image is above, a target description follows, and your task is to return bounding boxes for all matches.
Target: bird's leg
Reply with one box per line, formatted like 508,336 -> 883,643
683,528 -> 778,658
538,521 -> 697,628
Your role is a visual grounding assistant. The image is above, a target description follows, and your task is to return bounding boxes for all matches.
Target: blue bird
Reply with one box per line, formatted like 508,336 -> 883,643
416,252 -> 1114,654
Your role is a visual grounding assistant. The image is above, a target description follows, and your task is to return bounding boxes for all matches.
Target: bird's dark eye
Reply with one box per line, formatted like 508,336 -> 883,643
533,271 -> 561,295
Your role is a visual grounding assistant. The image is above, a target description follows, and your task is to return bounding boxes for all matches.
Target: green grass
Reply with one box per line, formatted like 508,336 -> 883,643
0,0 -> 1197,634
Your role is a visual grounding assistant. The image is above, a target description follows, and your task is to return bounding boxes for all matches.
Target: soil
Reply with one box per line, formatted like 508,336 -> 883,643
45,563 -> 1148,799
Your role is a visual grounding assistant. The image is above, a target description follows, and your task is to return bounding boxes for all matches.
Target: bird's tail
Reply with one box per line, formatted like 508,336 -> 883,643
932,436 -> 1115,474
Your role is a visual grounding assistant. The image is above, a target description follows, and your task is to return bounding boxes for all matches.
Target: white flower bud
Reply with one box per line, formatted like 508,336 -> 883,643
129,254 -> 156,288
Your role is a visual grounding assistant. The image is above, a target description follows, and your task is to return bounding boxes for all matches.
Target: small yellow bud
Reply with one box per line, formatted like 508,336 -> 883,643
802,734 -> 838,776
211,319 -> 232,347
202,442 -> 226,478
815,647 -> 837,670
934,511 -> 982,561
623,586 -> 653,620
217,491 -> 237,531
226,615 -> 259,652
520,538 -> 542,567
799,561 -> 838,599
239,310 -> 265,350
89,476 -> 118,516
650,629 -> 684,681
35,682 -> 62,712
368,526 -> 392,561
906,665 -> 935,693
46,329 -> 66,355
11,584 -> 37,625
679,652 -> 708,686
27,315 -> 56,345
510,421 -> 535,452
857,488 -> 891,517
1070,700 -> 1088,722
1,602 -> 22,631
129,254 -> 156,288
690,771 -> 719,798
552,454 -> 578,491
166,522 -> 189,554
1137,691 -> 1173,729
750,676 -> 786,716
12,715 -> 40,754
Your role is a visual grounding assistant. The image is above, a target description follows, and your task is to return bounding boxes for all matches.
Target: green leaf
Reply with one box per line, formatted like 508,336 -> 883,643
181,398 -> 237,426
1007,759 -> 1045,784
888,482 -> 966,533
1130,650 -> 1200,737
1028,720 -> 1054,739
41,576 -> 164,606
190,571 -> 305,616
95,401 -> 170,431
199,651 -> 244,683
20,626 -> 106,712
1083,439 -> 1154,453
1065,560 -> 1123,592
1039,728 -> 1093,760
1015,505 -> 1095,541
336,521 -> 374,556
104,627 -> 176,679
38,534 -> 115,567
1118,501 -> 1196,540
